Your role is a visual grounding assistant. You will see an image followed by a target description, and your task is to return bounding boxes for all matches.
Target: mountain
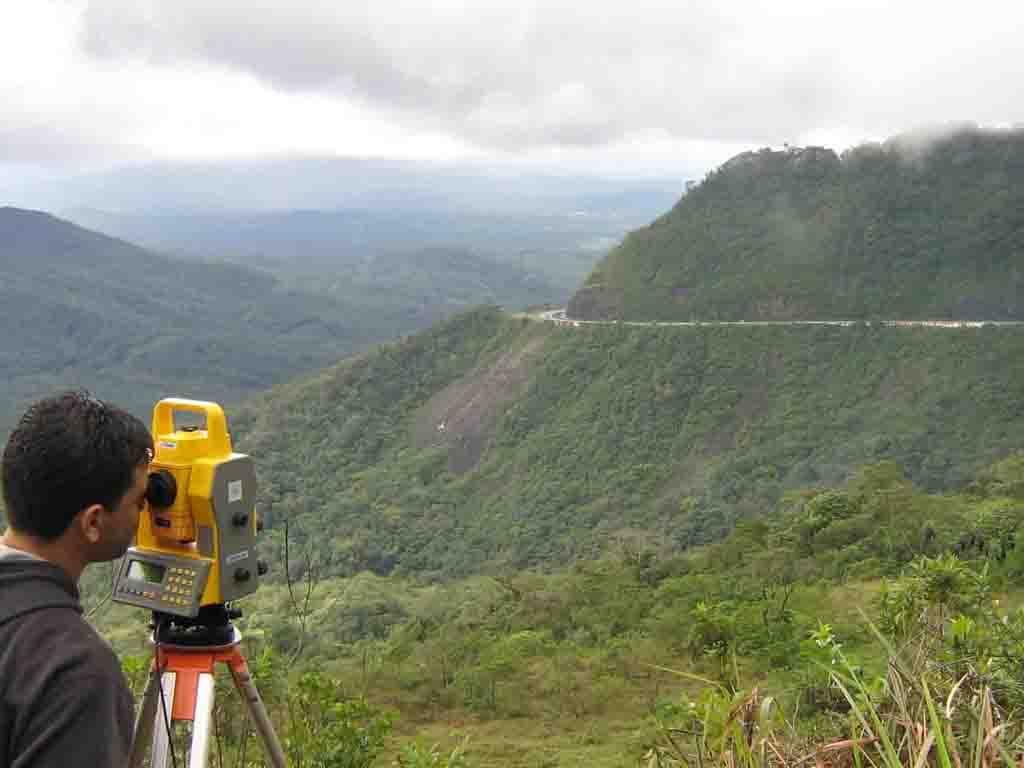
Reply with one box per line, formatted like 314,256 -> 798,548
231,307 -> 1024,580
0,157 -> 683,217
0,209 -> 559,433
24,158 -> 682,303
0,207 -> 362,430
60,207 -> 616,298
569,127 -> 1024,321
62,202 -> 672,269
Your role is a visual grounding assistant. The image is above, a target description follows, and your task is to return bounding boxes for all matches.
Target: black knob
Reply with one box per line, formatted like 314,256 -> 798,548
234,568 -> 251,582
257,560 -> 269,576
146,470 -> 177,508
256,513 -> 264,532
232,512 -> 249,527
227,607 -> 243,620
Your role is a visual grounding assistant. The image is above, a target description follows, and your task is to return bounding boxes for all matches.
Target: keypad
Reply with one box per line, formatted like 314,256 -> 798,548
162,567 -> 199,606
114,555 -> 208,616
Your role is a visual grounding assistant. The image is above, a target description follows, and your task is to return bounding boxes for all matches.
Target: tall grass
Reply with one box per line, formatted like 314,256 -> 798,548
646,626 -> 1024,768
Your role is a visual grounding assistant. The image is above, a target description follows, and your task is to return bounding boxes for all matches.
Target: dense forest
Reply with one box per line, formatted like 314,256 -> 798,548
570,127 -> 1024,321
92,451 -> 1024,766
228,306 -> 1024,580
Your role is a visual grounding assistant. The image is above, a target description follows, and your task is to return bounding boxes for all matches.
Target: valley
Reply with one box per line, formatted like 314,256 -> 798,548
7,126 -> 1024,766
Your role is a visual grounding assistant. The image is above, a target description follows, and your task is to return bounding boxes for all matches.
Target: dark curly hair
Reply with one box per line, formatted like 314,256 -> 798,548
2,391 -> 153,540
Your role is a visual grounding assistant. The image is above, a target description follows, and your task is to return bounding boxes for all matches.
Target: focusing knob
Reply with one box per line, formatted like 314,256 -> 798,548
232,512 -> 249,527
146,470 -> 177,508
234,568 -> 252,582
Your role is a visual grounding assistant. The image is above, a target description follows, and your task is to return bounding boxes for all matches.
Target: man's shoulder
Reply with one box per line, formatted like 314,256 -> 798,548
3,605 -> 123,680
1,611 -> 136,768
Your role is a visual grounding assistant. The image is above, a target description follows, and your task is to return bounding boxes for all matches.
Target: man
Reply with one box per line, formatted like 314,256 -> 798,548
0,391 -> 152,768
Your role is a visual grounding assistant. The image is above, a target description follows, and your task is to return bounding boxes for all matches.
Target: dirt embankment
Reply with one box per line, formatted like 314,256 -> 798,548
412,332 -> 548,474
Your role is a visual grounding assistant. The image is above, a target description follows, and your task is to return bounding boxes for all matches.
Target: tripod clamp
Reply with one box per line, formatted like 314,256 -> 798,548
153,604 -> 242,647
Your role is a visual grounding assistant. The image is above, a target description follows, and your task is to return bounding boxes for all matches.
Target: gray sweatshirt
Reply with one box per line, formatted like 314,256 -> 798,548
0,545 -> 134,768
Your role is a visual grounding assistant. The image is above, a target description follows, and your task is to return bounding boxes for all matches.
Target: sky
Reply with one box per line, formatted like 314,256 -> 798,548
3,0 -> 1024,183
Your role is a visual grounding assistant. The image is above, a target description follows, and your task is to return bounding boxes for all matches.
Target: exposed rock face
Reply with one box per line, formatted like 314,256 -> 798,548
412,334 -> 546,474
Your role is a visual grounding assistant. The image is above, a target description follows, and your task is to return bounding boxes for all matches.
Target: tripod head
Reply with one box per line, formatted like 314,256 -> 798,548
152,604 -> 242,647
113,399 -> 267,620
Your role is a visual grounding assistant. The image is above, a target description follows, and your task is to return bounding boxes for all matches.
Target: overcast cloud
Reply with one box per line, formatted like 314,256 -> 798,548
3,0 -> 1024,176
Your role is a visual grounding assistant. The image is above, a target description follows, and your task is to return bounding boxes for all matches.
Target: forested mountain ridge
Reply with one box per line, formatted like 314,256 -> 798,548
0,207 -> 563,433
569,127 -> 1024,321
231,306 -> 1024,580
0,206 -> 376,431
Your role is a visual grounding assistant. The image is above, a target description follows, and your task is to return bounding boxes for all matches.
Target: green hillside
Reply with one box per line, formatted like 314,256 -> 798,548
93,445 -> 1024,767
0,208 -> 562,433
231,307 -> 1024,580
569,127 -> 1024,321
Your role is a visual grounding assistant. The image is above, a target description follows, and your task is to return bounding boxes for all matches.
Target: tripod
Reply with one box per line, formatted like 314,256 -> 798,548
128,609 -> 287,768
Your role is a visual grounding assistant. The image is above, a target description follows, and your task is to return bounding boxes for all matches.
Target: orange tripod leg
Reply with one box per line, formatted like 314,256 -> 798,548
132,643 -> 286,768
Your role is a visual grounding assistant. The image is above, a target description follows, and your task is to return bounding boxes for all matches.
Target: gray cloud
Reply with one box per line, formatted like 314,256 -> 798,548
0,121 -> 143,166
78,0 -> 853,149
2,0 -> 1023,172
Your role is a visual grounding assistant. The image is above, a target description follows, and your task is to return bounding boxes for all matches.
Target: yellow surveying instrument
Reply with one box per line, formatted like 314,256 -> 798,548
114,398 -> 265,622
115,398 -> 286,768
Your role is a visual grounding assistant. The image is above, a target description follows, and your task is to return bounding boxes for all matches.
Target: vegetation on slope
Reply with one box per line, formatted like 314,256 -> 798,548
570,126 -> 1024,321
0,207 -> 563,434
93,453 -> 1024,766
231,307 -> 1024,580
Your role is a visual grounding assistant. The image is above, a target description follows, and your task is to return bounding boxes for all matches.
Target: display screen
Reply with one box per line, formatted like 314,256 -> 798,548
127,560 -> 166,584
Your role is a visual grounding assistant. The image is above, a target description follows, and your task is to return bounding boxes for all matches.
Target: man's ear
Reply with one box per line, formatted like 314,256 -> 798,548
77,504 -> 107,544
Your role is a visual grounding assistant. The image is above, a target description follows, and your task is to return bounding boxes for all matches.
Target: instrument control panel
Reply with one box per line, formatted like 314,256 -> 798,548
112,548 -> 210,617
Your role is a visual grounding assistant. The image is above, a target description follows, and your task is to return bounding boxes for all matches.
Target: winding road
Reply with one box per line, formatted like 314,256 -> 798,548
537,309 -> 1024,329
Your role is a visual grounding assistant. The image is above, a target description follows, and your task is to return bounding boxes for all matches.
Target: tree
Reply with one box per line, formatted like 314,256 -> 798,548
686,601 -> 739,687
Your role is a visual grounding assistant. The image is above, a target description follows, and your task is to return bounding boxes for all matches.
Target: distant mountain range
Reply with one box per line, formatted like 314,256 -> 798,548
221,130 -> 1024,578
0,156 -> 683,219
32,159 -> 684,310
0,207 -> 568,432
11,129 -> 1024,578
570,127 -> 1024,321
60,206 -> 634,292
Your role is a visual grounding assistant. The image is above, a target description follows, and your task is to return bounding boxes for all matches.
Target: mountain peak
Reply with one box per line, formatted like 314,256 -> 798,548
570,129 -> 1024,322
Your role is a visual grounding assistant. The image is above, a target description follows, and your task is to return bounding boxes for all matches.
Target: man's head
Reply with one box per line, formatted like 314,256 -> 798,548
2,391 -> 153,563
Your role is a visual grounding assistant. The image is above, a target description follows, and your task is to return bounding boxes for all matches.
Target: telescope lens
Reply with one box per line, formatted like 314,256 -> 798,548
146,469 -> 178,508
